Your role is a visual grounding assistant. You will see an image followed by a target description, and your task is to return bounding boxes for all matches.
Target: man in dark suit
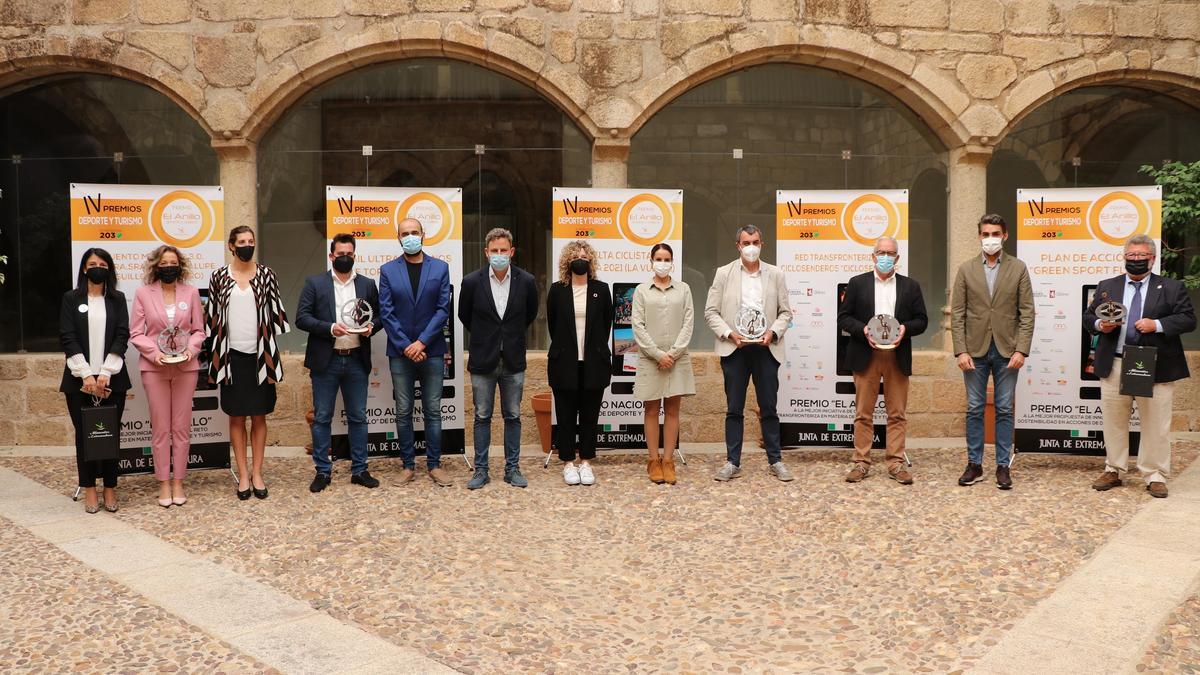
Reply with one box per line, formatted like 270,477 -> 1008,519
837,236 -> 928,485
1085,234 -> 1195,498
379,217 -> 453,487
458,228 -> 539,490
296,233 -> 382,493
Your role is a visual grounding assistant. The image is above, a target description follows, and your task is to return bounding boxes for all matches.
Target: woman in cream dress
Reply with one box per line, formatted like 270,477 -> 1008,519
631,243 -> 695,484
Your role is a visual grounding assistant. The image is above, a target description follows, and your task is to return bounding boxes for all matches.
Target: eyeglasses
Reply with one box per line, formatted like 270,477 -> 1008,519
874,251 -> 897,256
1125,253 -> 1153,260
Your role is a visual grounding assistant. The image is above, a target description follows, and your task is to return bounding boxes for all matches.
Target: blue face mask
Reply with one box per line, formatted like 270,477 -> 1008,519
401,234 -> 423,255
489,254 -> 510,271
875,254 -> 896,274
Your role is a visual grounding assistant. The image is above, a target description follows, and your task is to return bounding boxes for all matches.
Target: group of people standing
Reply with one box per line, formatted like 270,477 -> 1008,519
59,213 -> 1195,511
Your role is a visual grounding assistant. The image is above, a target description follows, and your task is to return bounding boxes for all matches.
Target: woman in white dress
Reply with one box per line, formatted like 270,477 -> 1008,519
631,243 -> 695,484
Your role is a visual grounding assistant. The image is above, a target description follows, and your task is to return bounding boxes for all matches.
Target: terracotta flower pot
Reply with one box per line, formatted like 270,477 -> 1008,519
532,392 -> 554,454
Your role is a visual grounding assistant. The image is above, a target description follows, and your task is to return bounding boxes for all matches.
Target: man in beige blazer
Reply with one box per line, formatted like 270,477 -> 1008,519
705,225 -> 795,483
950,213 -> 1035,490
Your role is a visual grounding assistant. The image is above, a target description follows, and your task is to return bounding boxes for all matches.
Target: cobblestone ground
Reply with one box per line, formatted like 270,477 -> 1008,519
0,515 -> 276,674
3,444 -> 1197,673
1140,592 -> 1200,674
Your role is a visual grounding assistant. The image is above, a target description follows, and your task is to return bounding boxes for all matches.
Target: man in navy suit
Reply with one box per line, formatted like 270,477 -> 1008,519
458,228 -> 539,490
1085,234 -> 1196,498
296,233 -> 383,493
380,217 -> 453,487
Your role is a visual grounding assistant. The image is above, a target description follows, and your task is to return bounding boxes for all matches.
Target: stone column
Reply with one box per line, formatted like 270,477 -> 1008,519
212,139 -> 258,260
943,143 -> 992,350
591,138 -> 629,189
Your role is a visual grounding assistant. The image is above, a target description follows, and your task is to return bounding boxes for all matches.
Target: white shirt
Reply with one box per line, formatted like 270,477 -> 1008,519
165,303 -> 177,324
490,267 -> 511,318
874,271 -> 897,316
1096,274 -> 1163,355
66,294 -> 123,379
740,263 -> 763,312
331,271 -> 361,350
228,284 -> 258,354
572,283 -> 587,361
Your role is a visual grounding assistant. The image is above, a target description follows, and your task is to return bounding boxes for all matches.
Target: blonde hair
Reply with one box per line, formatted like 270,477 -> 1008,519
142,245 -> 191,285
557,240 -> 598,284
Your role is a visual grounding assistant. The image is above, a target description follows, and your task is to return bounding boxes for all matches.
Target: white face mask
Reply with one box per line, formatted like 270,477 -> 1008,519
740,245 -> 761,263
981,236 -> 1003,255
652,261 -> 673,278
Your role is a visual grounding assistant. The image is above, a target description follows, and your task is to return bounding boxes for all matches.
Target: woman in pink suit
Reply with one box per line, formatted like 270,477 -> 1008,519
130,245 -> 206,508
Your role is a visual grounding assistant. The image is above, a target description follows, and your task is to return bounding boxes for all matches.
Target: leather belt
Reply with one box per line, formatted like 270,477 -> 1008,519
334,348 -> 359,356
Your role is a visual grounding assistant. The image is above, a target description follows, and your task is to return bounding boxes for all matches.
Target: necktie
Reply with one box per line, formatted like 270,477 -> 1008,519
1125,281 -> 1143,345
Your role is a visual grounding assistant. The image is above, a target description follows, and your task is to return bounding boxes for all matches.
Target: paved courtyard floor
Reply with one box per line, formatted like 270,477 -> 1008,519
2,441 -> 1199,674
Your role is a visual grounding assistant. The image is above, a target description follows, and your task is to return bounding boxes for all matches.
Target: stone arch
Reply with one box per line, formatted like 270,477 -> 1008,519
627,38 -> 970,150
0,55 -> 214,138
997,66 -> 1200,146
242,36 -> 598,144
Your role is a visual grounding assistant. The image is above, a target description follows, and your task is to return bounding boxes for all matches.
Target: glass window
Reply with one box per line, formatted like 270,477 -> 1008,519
0,75 -> 218,352
628,64 -> 948,350
257,58 -> 591,351
987,85 -> 1200,346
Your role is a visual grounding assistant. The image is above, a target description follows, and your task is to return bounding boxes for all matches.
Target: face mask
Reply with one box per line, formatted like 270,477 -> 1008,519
489,254 -> 510,271
1125,258 -> 1151,276
401,234 -> 423,256
234,245 -> 255,262
85,266 -> 110,284
332,255 -> 354,274
569,258 -> 590,276
157,266 -> 182,284
652,261 -> 673,278
981,236 -> 1003,256
875,255 -> 895,274
740,245 -> 761,263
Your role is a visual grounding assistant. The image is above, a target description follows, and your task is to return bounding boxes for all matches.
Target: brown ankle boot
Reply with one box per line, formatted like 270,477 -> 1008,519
661,458 -> 677,484
648,458 -> 665,483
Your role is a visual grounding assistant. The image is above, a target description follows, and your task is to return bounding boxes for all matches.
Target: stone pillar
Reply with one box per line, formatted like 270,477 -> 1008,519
212,139 -> 258,260
943,143 -> 992,350
591,138 -> 629,188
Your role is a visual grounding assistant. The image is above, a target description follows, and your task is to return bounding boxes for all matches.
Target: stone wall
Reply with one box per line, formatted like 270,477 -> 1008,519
4,351 -> 1200,449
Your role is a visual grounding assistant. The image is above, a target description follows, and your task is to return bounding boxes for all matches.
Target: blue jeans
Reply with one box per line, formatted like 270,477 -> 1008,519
310,353 -> 370,476
965,341 -> 1016,467
390,356 -> 444,470
720,345 -> 782,466
471,362 -> 525,472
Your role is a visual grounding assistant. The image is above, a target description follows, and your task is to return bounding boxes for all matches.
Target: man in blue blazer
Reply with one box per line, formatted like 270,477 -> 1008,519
379,217 -> 453,487
296,233 -> 383,493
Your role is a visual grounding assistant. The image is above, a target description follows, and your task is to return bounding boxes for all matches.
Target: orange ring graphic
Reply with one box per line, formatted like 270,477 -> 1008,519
1087,190 -> 1150,246
617,193 -> 674,246
397,192 -> 455,246
149,191 -> 214,249
842,194 -> 899,247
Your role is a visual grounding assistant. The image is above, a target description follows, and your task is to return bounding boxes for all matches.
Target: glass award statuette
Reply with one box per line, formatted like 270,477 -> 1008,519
866,314 -> 902,350
156,325 -> 190,364
341,298 -> 374,334
1096,291 -> 1127,324
735,307 -> 768,341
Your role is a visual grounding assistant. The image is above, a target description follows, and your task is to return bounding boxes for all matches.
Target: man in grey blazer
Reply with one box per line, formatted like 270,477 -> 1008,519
950,213 -> 1035,490
705,225 -> 795,483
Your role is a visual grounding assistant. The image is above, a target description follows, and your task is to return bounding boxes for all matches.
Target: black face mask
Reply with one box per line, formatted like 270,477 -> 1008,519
569,258 -> 590,276
1125,258 -> 1151,276
157,266 -> 182,284
332,255 -> 355,274
85,267 -> 110,284
234,245 -> 255,262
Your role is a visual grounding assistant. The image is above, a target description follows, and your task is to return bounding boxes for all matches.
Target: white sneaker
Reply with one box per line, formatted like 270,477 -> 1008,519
578,462 -> 595,486
563,463 -> 581,485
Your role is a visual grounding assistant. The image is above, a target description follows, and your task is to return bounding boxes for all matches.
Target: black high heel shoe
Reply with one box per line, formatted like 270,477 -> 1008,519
236,485 -> 252,500
252,485 -> 268,499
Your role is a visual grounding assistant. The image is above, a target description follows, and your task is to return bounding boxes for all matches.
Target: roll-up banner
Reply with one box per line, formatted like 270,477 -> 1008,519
1015,185 -> 1162,455
775,189 -> 909,448
69,183 -> 230,475
324,185 -> 466,458
551,187 -> 684,448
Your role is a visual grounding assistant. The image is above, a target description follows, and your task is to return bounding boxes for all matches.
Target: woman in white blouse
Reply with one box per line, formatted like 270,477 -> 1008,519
59,248 -> 131,513
631,243 -> 695,484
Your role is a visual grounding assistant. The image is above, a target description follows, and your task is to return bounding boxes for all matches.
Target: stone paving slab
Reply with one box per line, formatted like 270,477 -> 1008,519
6,443 -> 1196,673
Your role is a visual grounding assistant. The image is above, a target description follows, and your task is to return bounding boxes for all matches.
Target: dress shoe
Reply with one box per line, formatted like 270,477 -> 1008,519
157,498 -> 173,508
958,462 -> 984,486
310,473 -> 331,493
253,486 -> 269,499
1147,481 -> 1168,498
351,471 -> 380,489
428,467 -> 452,487
394,468 -> 415,486
996,465 -> 1013,490
1092,471 -> 1122,491
236,487 -> 252,500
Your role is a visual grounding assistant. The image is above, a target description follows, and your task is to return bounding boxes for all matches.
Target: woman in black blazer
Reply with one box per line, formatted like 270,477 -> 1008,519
60,248 -> 132,513
546,240 -> 613,486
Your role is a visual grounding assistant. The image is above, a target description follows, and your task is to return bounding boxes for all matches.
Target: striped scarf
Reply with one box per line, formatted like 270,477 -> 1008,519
206,264 -> 290,385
